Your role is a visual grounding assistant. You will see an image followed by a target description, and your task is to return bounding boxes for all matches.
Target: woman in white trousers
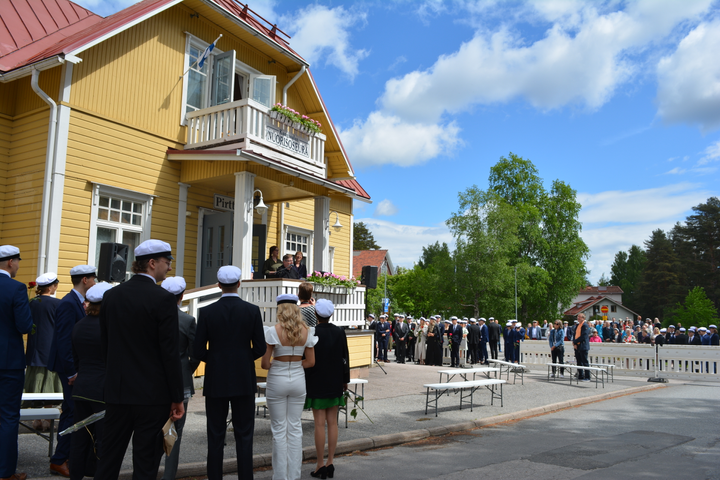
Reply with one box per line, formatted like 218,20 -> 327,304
261,294 -> 317,480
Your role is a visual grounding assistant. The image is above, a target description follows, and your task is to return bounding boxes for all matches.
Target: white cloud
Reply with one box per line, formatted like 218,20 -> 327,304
281,5 -> 369,79
380,1 -> 713,123
577,182 -> 711,282
699,139 -> 720,165
374,199 -> 399,217
664,167 -> 686,175
656,19 -> 720,132
338,112 -> 461,168
355,218 -> 454,268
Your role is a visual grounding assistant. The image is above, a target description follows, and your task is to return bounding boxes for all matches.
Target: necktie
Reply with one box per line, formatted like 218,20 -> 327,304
575,323 -> 581,339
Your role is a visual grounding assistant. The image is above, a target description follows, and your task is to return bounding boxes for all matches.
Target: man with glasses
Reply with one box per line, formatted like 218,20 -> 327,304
47,264 -> 97,477
548,320 -> 565,378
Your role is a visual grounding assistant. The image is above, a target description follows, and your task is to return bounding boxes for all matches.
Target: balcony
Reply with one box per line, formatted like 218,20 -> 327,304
185,98 -> 326,177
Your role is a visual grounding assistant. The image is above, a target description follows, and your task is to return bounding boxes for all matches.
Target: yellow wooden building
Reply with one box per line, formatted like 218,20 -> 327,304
0,0 -> 371,295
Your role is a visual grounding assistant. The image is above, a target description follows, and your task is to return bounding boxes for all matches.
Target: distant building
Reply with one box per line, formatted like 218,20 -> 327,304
352,250 -> 395,279
570,286 -> 624,305
564,285 -> 639,321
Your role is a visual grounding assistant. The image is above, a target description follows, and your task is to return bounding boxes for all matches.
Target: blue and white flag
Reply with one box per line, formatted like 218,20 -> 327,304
198,34 -> 222,70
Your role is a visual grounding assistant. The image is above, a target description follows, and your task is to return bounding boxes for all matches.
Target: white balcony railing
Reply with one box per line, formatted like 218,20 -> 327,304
185,99 -> 326,173
181,278 -> 366,327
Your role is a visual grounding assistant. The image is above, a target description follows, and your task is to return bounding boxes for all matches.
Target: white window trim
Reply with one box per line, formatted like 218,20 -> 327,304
182,32 -> 276,125
328,246 -> 335,273
283,224 -> 313,271
88,183 -> 154,267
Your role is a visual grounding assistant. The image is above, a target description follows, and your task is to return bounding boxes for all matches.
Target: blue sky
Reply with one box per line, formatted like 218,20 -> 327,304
77,0 -> 720,282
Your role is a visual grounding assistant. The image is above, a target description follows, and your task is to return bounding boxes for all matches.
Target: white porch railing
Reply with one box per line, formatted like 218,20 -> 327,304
516,342 -> 720,381
181,279 -> 366,327
185,98 -> 326,171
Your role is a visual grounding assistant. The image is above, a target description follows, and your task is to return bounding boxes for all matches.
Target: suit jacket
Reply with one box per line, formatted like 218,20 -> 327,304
376,321 -> 390,340
0,273 -> 33,370
479,324 -> 489,343
687,334 -> 701,345
393,322 -> 408,342
305,323 -> 350,399
674,333 -> 688,345
449,324 -> 463,345
275,265 -> 300,279
529,326 -> 542,340
72,315 -> 105,402
47,290 -> 86,377
466,324 -> 480,344
26,295 -> 61,367
193,295 -> 265,398
572,323 -> 590,351
488,322 -> 501,342
178,309 -> 200,395
100,275 -> 183,405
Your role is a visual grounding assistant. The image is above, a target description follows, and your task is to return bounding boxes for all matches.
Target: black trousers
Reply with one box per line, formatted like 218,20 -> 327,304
51,374 -> 74,465
479,341 -> 488,363
469,343 -> 479,364
206,395 -> 255,480
575,348 -> 589,379
489,340 -> 498,359
377,337 -> 389,361
162,397 -> 189,480
70,400 -> 105,480
395,339 -> 406,363
551,347 -> 565,375
407,339 -> 416,361
94,403 -> 168,480
450,344 -> 460,366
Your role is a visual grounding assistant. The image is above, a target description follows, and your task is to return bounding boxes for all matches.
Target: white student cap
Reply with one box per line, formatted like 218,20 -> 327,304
161,277 -> 186,295
217,265 -> 242,283
70,265 -> 97,276
0,245 -> 21,261
315,299 -> 335,317
277,293 -> 299,305
86,282 -> 113,303
36,272 -> 58,286
134,239 -> 173,260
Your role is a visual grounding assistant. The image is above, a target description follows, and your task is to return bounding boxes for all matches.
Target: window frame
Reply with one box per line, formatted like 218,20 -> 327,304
283,224 -> 313,272
88,183 -> 154,274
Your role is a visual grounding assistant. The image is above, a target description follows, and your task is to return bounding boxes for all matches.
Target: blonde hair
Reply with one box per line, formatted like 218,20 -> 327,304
277,303 -> 307,346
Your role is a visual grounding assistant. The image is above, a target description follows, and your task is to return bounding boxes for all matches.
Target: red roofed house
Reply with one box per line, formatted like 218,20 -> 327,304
564,286 -> 639,321
0,0 -> 371,294
352,250 -> 395,280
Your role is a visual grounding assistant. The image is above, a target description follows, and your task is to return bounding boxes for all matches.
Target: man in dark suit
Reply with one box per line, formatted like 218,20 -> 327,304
687,327 -> 701,345
466,319 -> 480,364
194,266 -> 265,480
376,315 -> 390,362
275,254 -> 300,279
161,277 -> 200,480
572,313 -> 591,381
393,316 -> 408,364
674,327 -> 688,346
503,321 -> 513,362
0,246 -> 33,480
47,264 -> 97,477
406,316 -> 417,363
448,317 -> 463,367
478,318 -> 489,364
95,240 -> 184,480
487,317 -> 501,360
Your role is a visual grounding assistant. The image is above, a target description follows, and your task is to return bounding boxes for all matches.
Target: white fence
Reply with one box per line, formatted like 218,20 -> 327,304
517,341 -> 720,382
181,279 -> 366,327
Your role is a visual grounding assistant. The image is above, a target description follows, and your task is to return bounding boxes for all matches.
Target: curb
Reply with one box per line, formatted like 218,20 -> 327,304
119,383 -> 665,479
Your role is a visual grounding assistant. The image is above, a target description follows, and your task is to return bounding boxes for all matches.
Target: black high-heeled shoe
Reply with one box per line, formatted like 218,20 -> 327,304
310,466 -> 327,479
326,464 -> 335,478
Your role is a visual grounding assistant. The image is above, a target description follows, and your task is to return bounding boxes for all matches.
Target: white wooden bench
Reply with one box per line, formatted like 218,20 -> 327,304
487,359 -> 527,385
340,378 -> 369,428
437,367 -> 499,384
423,379 -> 506,417
546,363 -> 608,388
19,408 -> 61,457
590,363 -> 615,382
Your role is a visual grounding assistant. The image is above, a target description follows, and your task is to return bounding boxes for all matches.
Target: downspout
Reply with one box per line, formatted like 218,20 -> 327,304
282,65 -> 306,105
32,68 -> 58,276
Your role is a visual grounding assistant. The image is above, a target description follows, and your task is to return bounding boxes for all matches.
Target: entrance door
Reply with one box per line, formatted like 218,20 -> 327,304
201,211 -> 233,286
252,224 -> 266,280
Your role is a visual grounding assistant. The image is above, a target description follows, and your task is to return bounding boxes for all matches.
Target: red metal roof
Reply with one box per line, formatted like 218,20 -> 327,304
0,0 -> 101,72
335,178 -> 370,199
352,250 -> 389,278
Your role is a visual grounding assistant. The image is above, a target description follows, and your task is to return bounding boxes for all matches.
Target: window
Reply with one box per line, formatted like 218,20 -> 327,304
284,225 -> 313,270
89,184 -> 153,279
611,305 -> 617,313
182,34 -> 276,123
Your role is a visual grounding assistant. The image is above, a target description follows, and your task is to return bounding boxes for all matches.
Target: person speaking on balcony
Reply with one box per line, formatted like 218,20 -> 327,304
276,254 -> 300,280
293,251 -> 307,279
264,246 -> 282,278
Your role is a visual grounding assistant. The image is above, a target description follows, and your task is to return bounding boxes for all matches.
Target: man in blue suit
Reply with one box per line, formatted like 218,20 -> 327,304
376,315 -> 390,362
0,245 -> 33,480
47,265 -> 96,477
478,318 -> 489,365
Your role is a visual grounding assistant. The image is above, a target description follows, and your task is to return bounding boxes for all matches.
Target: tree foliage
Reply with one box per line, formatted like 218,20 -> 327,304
353,221 -> 380,250
638,229 -> 684,319
610,245 -> 646,313
668,286 -> 719,328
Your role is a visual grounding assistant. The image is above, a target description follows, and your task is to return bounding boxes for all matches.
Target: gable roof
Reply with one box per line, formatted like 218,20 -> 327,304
579,285 -> 624,295
352,250 -> 391,278
563,295 -> 638,317
0,0 -> 101,72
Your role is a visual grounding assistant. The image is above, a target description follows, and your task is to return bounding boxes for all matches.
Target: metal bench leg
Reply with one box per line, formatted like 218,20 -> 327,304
48,419 -> 55,457
425,388 -> 429,415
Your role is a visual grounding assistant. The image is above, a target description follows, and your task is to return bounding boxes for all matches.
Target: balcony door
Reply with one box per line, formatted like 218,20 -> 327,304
201,211 -> 233,286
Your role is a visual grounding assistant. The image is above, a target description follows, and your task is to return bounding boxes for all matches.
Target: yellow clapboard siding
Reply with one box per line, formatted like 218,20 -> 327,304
0,82 -> 18,116
13,67 -> 62,117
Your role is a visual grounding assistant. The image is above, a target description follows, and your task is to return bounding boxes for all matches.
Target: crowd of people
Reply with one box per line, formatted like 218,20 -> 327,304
0,242 -> 350,480
366,311 -> 720,373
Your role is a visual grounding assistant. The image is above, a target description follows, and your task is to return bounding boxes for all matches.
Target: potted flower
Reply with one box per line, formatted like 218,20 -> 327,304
308,271 -> 360,293
270,103 -> 322,135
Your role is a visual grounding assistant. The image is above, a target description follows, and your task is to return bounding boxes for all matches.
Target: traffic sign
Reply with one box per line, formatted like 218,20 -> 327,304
601,305 -> 609,313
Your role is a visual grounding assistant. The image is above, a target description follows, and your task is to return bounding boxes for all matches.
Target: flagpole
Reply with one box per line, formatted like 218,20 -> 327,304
180,34 -> 223,78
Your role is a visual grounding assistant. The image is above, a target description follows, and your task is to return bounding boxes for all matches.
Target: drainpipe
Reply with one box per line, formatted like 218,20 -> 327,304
32,68 -> 57,277
282,65 -> 306,105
